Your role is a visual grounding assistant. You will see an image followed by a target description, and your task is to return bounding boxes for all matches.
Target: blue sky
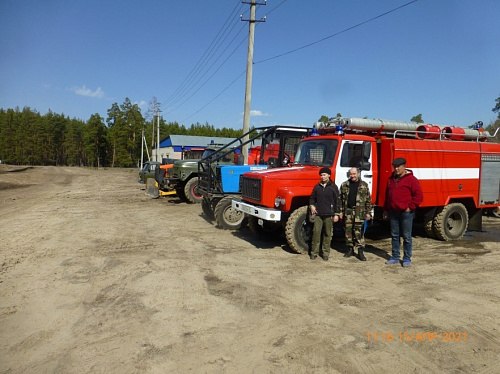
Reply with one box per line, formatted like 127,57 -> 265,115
1,0 -> 499,130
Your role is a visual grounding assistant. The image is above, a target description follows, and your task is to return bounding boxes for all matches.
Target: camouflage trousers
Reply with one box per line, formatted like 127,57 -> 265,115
344,209 -> 365,250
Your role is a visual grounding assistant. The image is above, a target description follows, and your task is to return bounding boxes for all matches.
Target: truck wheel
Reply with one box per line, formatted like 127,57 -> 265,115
423,215 -> 437,239
215,196 -> 245,230
202,198 -> 214,220
492,207 -> 500,218
433,203 -> 468,241
184,177 -> 203,204
285,206 -> 312,254
176,185 -> 187,202
247,216 -> 281,238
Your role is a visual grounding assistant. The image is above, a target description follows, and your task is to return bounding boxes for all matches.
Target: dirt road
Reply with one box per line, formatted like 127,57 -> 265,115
1,165 -> 499,373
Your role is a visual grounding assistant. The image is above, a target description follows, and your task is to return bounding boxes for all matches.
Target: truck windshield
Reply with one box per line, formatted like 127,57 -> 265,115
202,148 -> 235,163
202,149 -> 216,159
294,138 -> 338,167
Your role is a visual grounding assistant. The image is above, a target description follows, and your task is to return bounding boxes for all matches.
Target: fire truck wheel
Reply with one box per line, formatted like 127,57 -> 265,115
433,203 -> 469,241
492,207 -> 500,218
247,216 -> 281,238
423,215 -> 438,239
202,197 -> 215,220
215,196 -> 245,230
184,177 -> 203,204
285,206 -> 313,254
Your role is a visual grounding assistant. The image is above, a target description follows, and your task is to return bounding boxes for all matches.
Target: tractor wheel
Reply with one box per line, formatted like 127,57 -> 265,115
202,197 -> 214,220
247,216 -> 281,238
184,177 -> 203,204
215,196 -> 245,230
433,203 -> 468,241
285,206 -> 313,254
423,215 -> 437,239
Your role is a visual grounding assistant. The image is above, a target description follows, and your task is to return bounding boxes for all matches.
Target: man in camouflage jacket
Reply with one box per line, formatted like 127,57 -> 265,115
339,167 -> 373,261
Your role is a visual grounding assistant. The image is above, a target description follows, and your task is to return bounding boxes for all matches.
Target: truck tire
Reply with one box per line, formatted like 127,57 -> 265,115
184,177 -> 203,204
491,207 -> 500,218
202,197 -> 215,220
423,215 -> 437,239
433,203 -> 468,241
215,196 -> 245,230
285,206 -> 313,254
176,185 -> 187,202
247,216 -> 281,238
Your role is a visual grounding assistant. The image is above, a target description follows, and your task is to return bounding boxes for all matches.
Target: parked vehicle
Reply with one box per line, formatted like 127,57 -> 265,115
232,117 -> 500,253
138,158 -> 178,184
165,144 -> 236,204
197,126 -> 311,229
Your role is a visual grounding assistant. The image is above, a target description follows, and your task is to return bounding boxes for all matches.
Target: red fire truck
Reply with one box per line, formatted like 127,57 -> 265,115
232,117 -> 500,254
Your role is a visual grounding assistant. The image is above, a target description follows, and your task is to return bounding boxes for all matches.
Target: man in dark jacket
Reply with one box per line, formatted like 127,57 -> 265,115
309,167 -> 340,261
383,158 -> 423,267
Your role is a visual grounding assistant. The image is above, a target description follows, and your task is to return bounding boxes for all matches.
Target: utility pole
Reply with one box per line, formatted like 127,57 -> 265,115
140,125 -> 144,169
156,108 -> 161,162
241,0 -> 266,164
151,116 -> 155,162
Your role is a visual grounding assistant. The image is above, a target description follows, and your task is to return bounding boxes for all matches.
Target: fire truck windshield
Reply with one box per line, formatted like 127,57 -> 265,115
294,138 -> 338,167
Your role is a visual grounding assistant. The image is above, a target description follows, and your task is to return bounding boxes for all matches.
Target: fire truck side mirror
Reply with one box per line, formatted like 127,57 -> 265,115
359,160 -> 371,171
363,142 -> 371,160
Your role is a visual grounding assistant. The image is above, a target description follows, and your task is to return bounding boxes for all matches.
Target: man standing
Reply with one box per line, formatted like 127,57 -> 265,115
339,167 -> 373,261
384,158 -> 423,267
309,167 -> 340,261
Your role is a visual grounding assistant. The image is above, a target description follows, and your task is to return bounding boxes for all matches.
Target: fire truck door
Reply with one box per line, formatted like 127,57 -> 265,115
334,141 -> 373,195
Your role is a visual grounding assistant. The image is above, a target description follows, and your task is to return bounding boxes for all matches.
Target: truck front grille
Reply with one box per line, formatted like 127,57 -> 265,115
241,176 -> 261,201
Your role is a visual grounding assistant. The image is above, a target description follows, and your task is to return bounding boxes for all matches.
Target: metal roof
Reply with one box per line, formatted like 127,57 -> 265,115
159,135 -> 237,148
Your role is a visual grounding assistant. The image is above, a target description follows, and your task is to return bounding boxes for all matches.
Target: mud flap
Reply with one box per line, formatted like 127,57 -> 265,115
468,207 -> 482,232
146,178 -> 159,198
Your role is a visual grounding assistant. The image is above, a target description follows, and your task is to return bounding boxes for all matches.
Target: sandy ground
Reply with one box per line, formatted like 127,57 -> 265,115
0,165 -> 499,374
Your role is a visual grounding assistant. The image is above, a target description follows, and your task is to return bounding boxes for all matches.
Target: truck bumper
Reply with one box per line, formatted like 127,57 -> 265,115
166,177 -> 181,188
232,199 -> 282,221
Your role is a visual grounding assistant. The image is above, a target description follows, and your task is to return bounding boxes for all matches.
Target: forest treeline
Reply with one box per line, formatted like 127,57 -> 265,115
1,96 -> 499,167
0,98 -> 246,167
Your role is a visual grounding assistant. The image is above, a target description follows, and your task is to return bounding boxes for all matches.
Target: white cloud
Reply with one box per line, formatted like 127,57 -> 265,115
135,100 -> 147,110
72,85 -> 104,98
241,110 -> 271,117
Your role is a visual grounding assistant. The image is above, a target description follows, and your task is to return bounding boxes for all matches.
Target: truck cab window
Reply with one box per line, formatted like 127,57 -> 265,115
340,143 -> 366,168
294,139 -> 338,166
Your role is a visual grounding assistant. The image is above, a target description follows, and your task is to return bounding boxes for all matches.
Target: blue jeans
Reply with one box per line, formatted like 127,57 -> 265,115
389,210 -> 414,261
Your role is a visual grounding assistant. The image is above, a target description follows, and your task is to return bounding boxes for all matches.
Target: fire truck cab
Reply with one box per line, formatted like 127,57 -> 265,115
232,117 -> 500,254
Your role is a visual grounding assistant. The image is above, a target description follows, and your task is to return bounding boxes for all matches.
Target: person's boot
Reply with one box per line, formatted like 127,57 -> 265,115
358,247 -> 367,261
344,247 -> 354,258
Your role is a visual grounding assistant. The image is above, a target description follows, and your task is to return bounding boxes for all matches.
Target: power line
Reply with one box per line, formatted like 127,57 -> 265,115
255,0 -> 419,64
174,0 -> 420,123
165,2 -> 270,119
163,1 -> 244,109
181,70 -> 246,123
166,34 -> 248,116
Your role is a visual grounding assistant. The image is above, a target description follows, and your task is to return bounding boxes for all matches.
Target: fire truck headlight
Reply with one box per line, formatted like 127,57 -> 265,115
274,196 -> 285,208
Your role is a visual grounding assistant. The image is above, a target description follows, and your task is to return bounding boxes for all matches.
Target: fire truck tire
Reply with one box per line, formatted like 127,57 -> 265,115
433,203 -> 468,241
247,216 -> 281,238
285,206 -> 313,254
492,207 -> 500,218
214,196 -> 245,230
201,197 -> 215,220
423,216 -> 437,239
184,177 -> 203,204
